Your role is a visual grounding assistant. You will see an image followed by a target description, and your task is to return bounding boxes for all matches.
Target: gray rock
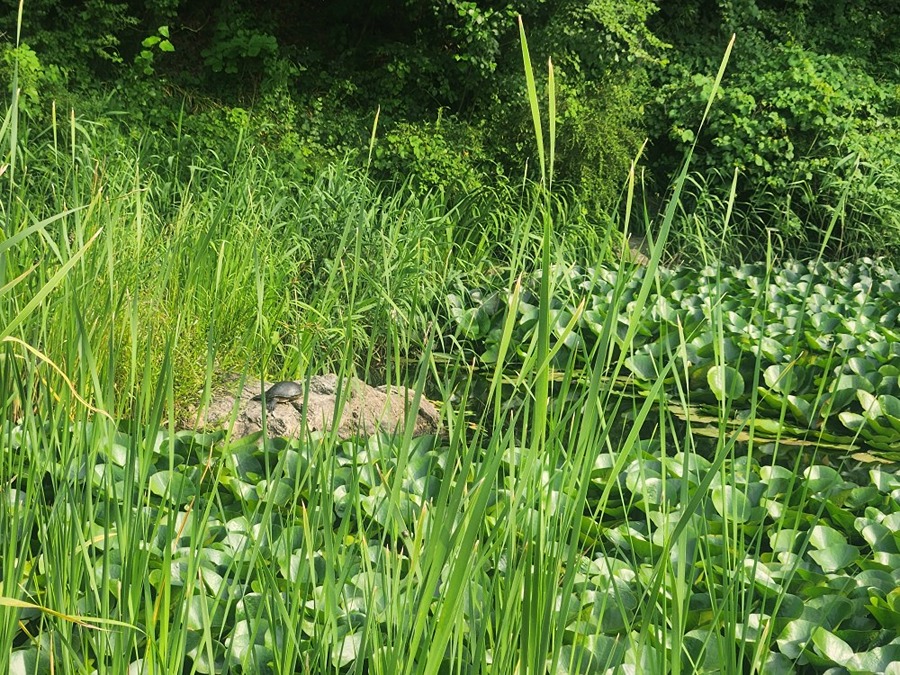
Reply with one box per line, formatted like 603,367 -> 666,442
188,374 -> 440,440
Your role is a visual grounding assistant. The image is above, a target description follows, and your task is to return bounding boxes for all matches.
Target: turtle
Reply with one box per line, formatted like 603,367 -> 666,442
252,380 -> 304,413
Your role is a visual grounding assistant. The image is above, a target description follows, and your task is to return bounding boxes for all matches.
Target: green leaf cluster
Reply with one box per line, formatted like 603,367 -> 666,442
448,257 -> 900,453
649,0 -> 900,257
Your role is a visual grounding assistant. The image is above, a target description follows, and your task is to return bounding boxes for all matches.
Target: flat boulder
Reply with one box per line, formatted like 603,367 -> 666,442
188,374 -> 440,440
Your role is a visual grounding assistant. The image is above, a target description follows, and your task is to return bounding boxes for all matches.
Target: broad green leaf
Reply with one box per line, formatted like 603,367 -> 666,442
776,618 -> 817,659
332,632 -> 362,668
834,374 -> 875,395
811,627 -> 853,665
804,466 -> 842,494
764,364 -> 797,394
786,395 -> 812,425
867,596 -> 900,630
148,470 -> 197,505
770,529 -> 802,553
840,411 -> 866,433
808,524 -> 846,549
711,485 -> 751,523
808,544 -> 859,572
626,353 -> 659,380
707,365 -> 745,402
879,394 -> 900,431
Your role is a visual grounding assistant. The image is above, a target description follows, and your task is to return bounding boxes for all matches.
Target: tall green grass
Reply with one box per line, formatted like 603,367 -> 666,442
1,21 -> 868,675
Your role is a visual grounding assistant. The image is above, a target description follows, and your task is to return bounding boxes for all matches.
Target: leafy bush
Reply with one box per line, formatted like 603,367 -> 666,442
201,18 -> 278,78
650,1 -> 900,258
0,0 -> 138,80
0,42 -> 57,108
372,115 -> 495,196
552,67 -> 649,214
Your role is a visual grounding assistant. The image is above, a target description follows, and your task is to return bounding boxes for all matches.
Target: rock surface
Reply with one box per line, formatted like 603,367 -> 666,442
189,374 -> 440,440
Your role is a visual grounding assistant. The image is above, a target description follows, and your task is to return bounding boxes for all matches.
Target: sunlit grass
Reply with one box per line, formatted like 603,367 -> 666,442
3,20 -> 899,675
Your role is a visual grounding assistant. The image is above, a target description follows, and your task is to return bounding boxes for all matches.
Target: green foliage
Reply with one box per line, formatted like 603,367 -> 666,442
6,0 -> 900,258
134,25 -> 174,76
200,10 -> 279,78
2,0 -> 669,232
552,68 -> 648,213
372,114 -> 495,196
450,257 -> 900,453
7,32 -> 900,671
0,42 -> 58,107
475,0 -> 665,210
0,0 -> 139,79
650,0 -> 900,257
432,0 -> 511,76
532,0 -> 668,70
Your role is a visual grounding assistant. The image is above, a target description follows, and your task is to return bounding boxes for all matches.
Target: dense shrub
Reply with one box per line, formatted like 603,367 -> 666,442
4,0 -> 899,259
371,115 -> 497,197
648,0 -> 900,258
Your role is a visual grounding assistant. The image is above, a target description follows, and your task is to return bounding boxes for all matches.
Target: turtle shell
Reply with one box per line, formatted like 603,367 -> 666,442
261,380 -> 303,401
252,381 -> 304,411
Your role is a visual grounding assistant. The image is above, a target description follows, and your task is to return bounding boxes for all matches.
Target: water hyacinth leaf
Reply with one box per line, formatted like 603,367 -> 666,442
808,594 -> 854,628
840,411 -> 867,434
834,374 -> 875,396
734,613 -> 770,644
808,524 -> 847,549
332,632 -> 362,668
851,645 -> 900,674
185,634 -> 227,674
743,559 -> 783,593
681,629 -> 722,672
869,468 -> 900,493
707,365 -> 745,402
256,479 -> 294,506
229,448 -> 264,482
786,395 -> 813,425
840,485 -> 880,510
770,529 -> 803,554
519,303 -> 540,331
777,618 -> 817,659
186,595 -> 228,631
608,524 -> 658,558
811,627 -> 854,666
806,332 -> 835,351
878,394 -> 900,431
848,356 -> 877,378
804,466 -> 842,494
808,544 -> 859,573
225,620 -> 276,672
761,652 -> 796,675
454,306 -> 491,339
764,364 -> 797,394
669,451 -> 712,483
753,417 -> 791,436
837,333 -> 860,351
866,596 -> 900,630
857,391 -> 897,437
558,635 -> 626,674
858,389 -> 882,417
148,470 -> 198,505
759,336 -> 785,362
760,464 -> 795,494
626,353 -> 659,380
712,485 -> 751,523
8,649 -> 51,675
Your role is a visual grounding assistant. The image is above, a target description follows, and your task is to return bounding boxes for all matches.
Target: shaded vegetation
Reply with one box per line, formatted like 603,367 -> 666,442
4,0 -> 898,257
